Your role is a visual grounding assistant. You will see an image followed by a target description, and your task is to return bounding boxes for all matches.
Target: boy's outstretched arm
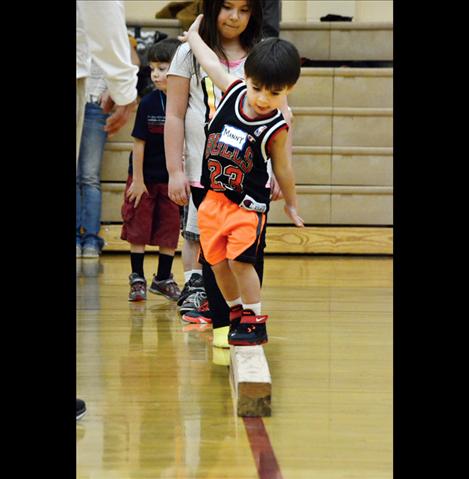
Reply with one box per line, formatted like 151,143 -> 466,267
179,14 -> 237,92
269,130 -> 304,228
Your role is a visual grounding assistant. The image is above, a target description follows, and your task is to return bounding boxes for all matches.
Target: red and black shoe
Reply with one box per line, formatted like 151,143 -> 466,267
228,309 -> 268,346
228,304 -> 243,336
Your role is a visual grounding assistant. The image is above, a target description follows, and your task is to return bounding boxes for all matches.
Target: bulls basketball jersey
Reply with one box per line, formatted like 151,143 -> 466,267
201,79 -> 288,213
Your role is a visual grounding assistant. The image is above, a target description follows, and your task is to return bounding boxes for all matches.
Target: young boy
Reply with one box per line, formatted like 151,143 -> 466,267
121,38 -> 183,302
180,16 -> 304,345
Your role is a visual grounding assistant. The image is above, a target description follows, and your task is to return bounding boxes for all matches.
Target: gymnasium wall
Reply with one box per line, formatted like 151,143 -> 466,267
124,0 -> 393,23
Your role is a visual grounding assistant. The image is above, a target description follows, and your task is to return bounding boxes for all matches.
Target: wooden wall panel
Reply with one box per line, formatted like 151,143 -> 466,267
287,69 -> 333,107
99,224 -> 393,254
291,108 -> 333,146
332,110 -> 393,147
333,70 -> 393,108
331,186 -> 393,225
331,150 -> 393,186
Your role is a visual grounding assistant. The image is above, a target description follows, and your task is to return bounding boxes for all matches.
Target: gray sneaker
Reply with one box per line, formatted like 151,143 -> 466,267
176,272 -> 204,306
128,273 -> 147,302
179,290 -> 207,315
82,245 -> 100,258
148,273 -> 181,301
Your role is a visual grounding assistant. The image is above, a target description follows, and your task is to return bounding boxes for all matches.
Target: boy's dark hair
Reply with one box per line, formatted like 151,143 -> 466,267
192,0 -> 263,81
244,38 -> 301,90
147,38 -> 181,63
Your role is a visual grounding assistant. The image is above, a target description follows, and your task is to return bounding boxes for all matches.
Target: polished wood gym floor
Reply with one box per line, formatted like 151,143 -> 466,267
77,254 -> 392,479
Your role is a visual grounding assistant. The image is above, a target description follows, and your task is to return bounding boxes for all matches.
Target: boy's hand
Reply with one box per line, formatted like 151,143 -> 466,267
284,204 -> 304,228
178,14 -> 203,43
126,180 -> 148,208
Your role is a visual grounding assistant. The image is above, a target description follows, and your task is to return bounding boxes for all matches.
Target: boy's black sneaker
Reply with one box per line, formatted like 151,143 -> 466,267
228,304 -> 243,336
177,273 -> 204,306
228,310 -> 268,346
76,398 -> 87,420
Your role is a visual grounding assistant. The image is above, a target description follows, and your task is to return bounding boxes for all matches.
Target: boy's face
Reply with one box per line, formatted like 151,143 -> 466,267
149,61 -> 170,92
245,77 -> 292,116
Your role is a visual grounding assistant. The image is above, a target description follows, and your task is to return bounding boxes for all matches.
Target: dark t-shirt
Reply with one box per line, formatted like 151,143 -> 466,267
128,89 -> 169,183
201,80 -> 288,211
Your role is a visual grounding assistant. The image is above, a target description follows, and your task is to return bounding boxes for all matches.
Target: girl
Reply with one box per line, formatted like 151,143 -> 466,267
165,0 -> 291,347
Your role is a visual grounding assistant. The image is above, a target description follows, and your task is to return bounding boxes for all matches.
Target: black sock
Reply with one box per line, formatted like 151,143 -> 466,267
130,253 -> 145,278
156,253 -> 174,280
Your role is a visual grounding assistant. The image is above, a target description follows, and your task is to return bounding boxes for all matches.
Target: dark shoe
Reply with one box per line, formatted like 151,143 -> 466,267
148,273 -> 181,300
177,272 -> 204,306
228,310 -> 268,346
179,290 -> 207,315
181,299 -> 212,323
76,398 -> 87,420
128,273 -> 147,302
228,304 -> 243,336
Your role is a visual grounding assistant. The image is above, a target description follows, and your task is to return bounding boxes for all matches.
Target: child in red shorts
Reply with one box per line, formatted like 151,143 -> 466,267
180,17 -> 304,345
121,38 -> 182,302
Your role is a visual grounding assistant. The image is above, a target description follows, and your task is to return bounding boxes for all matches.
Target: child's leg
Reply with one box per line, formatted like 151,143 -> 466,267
128,244 -> 147,302
228,260 -> 261,306
149,247 -> 181,301
210,259 -> 240,348
179,193 -> 204,307
211,259 -> 241,302
130,244 -> 145,276
227,259 -> 268,346
148,183 -> 182,301
156,247 -> 175,280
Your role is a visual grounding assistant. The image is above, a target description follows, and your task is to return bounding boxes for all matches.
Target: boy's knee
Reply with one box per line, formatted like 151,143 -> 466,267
212,259 -> 230,273
228,259 -> 251,273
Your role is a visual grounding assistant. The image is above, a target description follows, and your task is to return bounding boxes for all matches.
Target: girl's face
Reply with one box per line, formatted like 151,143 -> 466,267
217,0 -> 252,40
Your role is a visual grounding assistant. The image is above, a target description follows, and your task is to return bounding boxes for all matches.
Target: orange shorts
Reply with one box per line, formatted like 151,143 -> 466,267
197,190 -> 266,265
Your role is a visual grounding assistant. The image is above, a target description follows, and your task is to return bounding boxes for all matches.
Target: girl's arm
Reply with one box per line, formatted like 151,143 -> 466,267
269,130 -> 304,228
127,138 -> 148,208
165,74 -> 191,206
179,14 -> 237,92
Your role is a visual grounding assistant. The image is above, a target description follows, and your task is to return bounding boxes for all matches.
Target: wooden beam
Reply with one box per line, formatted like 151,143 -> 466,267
99,225 -> 393,255
230,346 -> 272,417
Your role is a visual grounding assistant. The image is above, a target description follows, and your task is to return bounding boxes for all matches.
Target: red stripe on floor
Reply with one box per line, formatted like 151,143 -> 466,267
243,417 -> 284,479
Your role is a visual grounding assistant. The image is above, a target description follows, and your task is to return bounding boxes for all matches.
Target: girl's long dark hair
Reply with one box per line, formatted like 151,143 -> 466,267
192,0 -> 263,81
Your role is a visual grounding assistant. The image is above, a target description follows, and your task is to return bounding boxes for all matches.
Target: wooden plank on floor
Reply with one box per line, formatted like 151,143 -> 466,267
99,225 -> 393,255
230,345 -> 272,417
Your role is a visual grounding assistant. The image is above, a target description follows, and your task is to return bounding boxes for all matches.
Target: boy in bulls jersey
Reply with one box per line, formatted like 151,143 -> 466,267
179,15 -> 304,345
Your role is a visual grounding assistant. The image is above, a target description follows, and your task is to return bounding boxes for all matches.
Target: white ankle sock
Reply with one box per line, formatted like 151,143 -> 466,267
184,270 -> 193,283
227,297 -> 242,308
243,302 -> 261,316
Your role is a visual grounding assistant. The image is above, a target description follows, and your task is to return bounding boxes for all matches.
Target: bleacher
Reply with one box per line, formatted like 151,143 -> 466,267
99,19 -> 393,255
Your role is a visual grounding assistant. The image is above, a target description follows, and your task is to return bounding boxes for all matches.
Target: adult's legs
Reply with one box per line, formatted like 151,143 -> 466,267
77,102 -> 108,251
76,78 -> 86,166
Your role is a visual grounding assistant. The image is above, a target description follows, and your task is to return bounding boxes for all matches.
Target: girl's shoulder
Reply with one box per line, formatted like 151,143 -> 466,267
173,41 -> 193,62
169,42 -> 194,73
